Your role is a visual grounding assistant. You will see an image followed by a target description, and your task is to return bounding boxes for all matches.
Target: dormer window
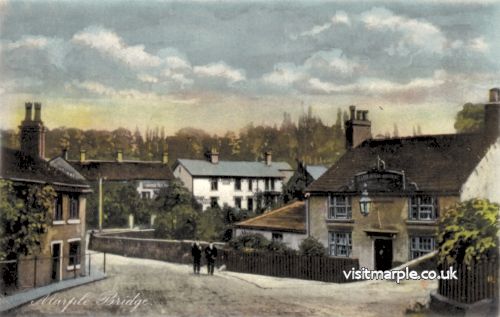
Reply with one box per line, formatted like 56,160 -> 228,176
328,195 -> 352,219
409,196 -> 438,221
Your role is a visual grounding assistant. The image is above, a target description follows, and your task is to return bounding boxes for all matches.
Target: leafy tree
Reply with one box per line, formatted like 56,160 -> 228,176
153,205 -> 198,239
0,180 -> 56,260
454,103 -> 485,133
153,179 -> 201,212
229,233 -> 271,251
437,199 -> 498,266
195,207 -> 225,242
299,237 -> 327,256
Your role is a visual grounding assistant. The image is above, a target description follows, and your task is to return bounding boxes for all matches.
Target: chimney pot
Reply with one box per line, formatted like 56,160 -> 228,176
349,105 -> 356,120
34,102 -> 42,121
62,148 -> 68,160
24,102 -> 33,121
162,151 -> 168,164
209,148 -> 219,164
345,106 -> 372,150
264,151 -> 272,166
116,150 -> 123,162
80,150 -> 86,162
489,88 -> 500,103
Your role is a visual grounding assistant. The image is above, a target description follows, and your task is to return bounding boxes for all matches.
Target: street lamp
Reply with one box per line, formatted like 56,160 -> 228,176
359,183 -> 372,217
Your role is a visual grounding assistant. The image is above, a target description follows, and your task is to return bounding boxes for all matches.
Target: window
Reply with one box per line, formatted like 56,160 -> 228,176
235,178 -> 241,191
69,195 -> 79,219
210,197 -> 219,208
272,232 -> 283,242
54,193 -> 63,221
270,179 -> 275,191
247,198 -> 254,211
248,179 -> 253,191
409,196 -> 437,221
328,196 -> 352,219
265,178 -> 270,191
68,241 -> 81,266
235,197 -> 242,209
141,192 -> 151,199
410,236 -> 435,259
329,232 -> 352,257
210,178 -> 218,191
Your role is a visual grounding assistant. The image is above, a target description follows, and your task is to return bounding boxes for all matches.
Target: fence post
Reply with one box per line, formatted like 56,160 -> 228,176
89,253 -> 92,276
73,256 -> 77,279
33,256 -> 37,287
103,252 -> 106,274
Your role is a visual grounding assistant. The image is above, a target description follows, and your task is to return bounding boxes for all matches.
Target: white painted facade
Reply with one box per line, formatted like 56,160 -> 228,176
461,139 -> 500,203
234,228 -> 307,250
136,180 -> 169,199
173,164 -> 284,211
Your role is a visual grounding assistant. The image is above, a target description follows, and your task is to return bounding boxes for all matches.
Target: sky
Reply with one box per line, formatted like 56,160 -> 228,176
1,0 -> 499,137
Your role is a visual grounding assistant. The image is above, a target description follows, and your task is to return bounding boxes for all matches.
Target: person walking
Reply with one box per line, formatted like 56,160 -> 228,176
191,240 -> 202,274
205,242 -> 218,275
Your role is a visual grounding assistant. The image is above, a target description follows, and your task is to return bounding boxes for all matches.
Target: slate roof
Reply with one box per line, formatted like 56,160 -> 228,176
69,160 -> 174,181
306,165 -> 328,180
174,159 -> 291,178
306,133 -> 492,194
234,201 -> 306,234
0,147 -> 90,190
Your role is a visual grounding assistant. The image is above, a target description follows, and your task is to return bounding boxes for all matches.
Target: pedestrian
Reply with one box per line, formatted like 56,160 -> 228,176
191,240 -> 202,274
205,242 -> 218,275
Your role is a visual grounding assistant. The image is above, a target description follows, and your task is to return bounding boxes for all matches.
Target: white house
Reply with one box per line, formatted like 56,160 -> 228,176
172,151 -> 293,211
234,201 -> 307,250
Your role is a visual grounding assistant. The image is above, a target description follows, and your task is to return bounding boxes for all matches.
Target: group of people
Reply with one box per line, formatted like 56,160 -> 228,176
191,241 -> 218,275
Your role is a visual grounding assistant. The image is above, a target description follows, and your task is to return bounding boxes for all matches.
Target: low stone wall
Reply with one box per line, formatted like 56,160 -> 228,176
89,234 -> 225,266
98,229 -> 156,239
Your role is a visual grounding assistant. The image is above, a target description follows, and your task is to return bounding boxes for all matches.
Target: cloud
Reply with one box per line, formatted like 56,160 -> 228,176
303,70 -> 447,95
5,36 -> 50,50
137,74 -> 159,84
304,49 -> 360,76
2,35 -> 68,68
72,26 -> 162,68
331,11 -> 351,26
262,63 -> 305,87
193,62 -> 246,83
361,7 -> 446,56
468,37 -> 489,53
296,10 -> 350,39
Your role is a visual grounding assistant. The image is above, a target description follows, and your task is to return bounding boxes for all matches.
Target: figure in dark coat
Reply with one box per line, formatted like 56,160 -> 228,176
191,241 -> 202,274
205,243 -> 218,275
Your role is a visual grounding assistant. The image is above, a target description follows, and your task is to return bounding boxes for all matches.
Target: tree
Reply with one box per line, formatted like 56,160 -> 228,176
437,199 -> 498,266
154,179 -> 201,212
0,180 -> 56,260
299,237 -> 327,256
153,205 -> 198,239
454,103 -> 485,133
195,207 -> 225,242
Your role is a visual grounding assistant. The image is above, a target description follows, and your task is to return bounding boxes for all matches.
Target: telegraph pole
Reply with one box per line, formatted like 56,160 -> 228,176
99,176 -> 103,232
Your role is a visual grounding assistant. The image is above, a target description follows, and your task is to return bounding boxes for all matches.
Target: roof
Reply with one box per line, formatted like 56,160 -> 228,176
174,159 -> 291,178
68,160 -> 174,181
0,147 -> 90,190
306,165 -> 328,180
306,133 -> 492,194
234,201 -> 306,233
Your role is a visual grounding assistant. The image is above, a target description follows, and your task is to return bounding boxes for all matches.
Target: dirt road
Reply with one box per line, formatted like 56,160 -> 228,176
10,254 -> 435,317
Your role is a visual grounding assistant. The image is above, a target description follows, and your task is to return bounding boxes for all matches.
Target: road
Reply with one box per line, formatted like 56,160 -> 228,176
10,254 -> 436,317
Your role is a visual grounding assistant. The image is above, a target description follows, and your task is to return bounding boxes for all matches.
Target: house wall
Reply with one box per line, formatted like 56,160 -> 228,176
461,140 -> 500,203
17,193 -> 87,290
136,180 -> 169,199
191,176 -> 283,211
234,228 -> 307,250
308,194 -> 459,270
173,165 -> 193,192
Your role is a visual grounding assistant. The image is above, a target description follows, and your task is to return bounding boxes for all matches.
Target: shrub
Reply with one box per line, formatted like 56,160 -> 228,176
229,233 -> 270,251
299,236 -> 327,256
437,199 -> 498,265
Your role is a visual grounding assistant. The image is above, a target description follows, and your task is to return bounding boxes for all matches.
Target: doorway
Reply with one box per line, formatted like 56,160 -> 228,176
374,239 -> 393,271
51,242 -> 62,281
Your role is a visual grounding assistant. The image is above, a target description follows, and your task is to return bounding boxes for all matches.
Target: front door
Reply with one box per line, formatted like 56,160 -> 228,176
374,239 -> 393,271
52,243 -> 61,281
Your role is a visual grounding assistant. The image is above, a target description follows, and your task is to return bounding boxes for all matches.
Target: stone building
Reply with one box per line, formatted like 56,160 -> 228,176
306,88 -> 500,270
0,102 -> 91,290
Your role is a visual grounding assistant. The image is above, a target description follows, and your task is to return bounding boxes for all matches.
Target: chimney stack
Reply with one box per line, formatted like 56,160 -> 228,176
345,105 -> 372,150
116,149 -> 123,162
80,150 -> 86,162
162,151 -> 168,164
264,151 -> 272,166
485,87 -> 500,144
19,101 -> 45,158
209,148 -> 219,164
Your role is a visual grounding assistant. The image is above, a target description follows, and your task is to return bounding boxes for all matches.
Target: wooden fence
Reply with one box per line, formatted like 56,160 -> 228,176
438,258 -> 498,304
223,251 -> 359,283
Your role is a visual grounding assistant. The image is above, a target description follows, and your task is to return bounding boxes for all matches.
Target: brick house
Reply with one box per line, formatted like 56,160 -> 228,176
0,102 -> 91,290
306,89 -> 500,270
